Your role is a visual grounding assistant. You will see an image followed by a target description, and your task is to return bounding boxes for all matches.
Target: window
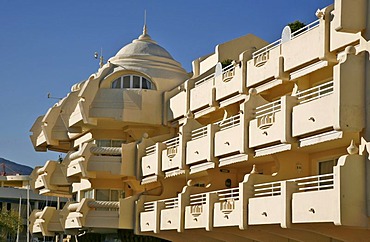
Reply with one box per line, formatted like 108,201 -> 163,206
111,75 -> 154,90
318,159 -> 337,175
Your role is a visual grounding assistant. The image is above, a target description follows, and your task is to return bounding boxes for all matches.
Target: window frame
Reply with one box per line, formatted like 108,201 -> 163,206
111,74 -> 154,90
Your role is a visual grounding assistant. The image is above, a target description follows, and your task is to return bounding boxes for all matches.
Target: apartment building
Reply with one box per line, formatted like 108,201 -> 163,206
29,0 -> 370,241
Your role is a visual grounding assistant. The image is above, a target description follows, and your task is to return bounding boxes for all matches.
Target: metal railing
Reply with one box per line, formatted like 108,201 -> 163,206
161,197 -> 179,209
292,173 -> 334,191
191,126 -> 208,141
145,145 -> 156,156
252,19 -> 320,63
255,99 -> 282,119
143,202 -> 155,212
216,187 -> 240,201
194,73 -> 215,87
217,113 -> 241,131
252,173 -> 334,198
296,81 -> 334,104
222,63 -> 236,81
291,19 -> 320,39
163,136 -> 180,149
254,182 -> 282,197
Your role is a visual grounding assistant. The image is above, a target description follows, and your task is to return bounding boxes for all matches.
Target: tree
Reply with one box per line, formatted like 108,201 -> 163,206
0,210 -> 22,242
288,20 -> 306,33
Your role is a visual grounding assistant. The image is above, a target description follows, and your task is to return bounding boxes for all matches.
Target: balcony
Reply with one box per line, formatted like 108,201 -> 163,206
214,63 -> 244,102
64,197 -> 137,230
248,181 -> 295,228
189,74 -> 216,116
30,207 -> 64,237
161,136 -> 185,175
248,153 -> 366,227
167,88 -> 187,121
292,81 -> 335,140
186,124 -> 217,174
214,114 -> 249,166
213,188 -> 241,228
282,20 -> 327,72
249,96 -> 295,156
141,143 -> 165,180
247,40 -> 283,88
32,160 -> 71,197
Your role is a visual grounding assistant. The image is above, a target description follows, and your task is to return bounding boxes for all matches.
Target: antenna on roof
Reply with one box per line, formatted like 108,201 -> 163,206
47,92 -> 62,100
94,47 -> 104,68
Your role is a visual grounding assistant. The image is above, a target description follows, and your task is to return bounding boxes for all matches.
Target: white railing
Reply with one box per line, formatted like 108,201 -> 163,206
222,63 -> 236,81
145,145 -> 156,156
255,100 -> 281,119
252,19 -> 320,64
191,126 -> 208,141
194,73 -> 215,87
296,81 -> 334,104
190,193 -> 207,206
252,39 -> 282,59
216,187 -> 240,201
291,19 -> 320,39
163,137 -> 180,149
254,182 -> 282,197
161,197 -> 179,209
143,202 -> 155,212
217,113 -> 241,131
252,173 -> 334,198
292,173 -> 334,192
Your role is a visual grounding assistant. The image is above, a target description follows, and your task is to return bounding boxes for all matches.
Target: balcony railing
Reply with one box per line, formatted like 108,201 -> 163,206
194,73 -> 215,87
90,146 -> 122,156
221,63 -> 236,82
254,100 -> 281,129
145,144 -> 156,156
217,113 -> 241,131
143,201 -> 155,212
292,173 -> 334,191
163,137 -> 180,149
254,181 -> 282,197
296,81 -> 334,104
191,126 -> 208,141
252,19 -> 320,66
291,19 -> 320,39
253,173 -> 334,198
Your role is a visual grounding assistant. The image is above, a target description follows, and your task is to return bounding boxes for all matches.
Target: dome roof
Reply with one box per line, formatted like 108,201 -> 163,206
114,25 -> 174,60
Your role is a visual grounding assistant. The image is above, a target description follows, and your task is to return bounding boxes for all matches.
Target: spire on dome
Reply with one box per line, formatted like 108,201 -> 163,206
138,10 -> 155,43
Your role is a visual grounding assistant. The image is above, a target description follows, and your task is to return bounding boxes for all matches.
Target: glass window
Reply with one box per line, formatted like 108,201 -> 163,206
96,189 -> 110,201
111,78 -> 121,88
319,159 -> 337,175
83,189 -> 94,199
123,76 -> 131,88
111,74 -> 154,90
133,76 -> 141,88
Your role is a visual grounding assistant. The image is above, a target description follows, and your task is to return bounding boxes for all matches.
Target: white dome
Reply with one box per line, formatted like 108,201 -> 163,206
114,27 -> 174,60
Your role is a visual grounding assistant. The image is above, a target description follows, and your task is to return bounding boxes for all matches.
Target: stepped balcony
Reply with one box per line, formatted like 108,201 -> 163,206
282,19 -> 331,74
189,73 -> 216,116
249,96 -> 296,156
32,160 -> 71,197
140,197 -> 180,233
214,63 -> 244,102
29,206 -> 65,237
166,85 -> 188,122
248,153 -> 366,227
65,196 -> 137,231
246,39 -> 283,88
186,124 -> 217,174
67,141 -> 136,180
214,113 -> 249,166
292,81 -> 335,143
292,52 -> 365,147
161,136 -> 186,177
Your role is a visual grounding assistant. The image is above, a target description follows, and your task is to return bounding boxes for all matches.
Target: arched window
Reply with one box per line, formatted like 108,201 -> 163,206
111,75 -> 154,90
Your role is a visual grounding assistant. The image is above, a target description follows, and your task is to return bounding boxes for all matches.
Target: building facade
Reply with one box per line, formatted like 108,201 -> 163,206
29,0 -> 370,241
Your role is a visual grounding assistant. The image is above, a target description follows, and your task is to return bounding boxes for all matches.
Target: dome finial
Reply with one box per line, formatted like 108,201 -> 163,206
138,10 -> 153,42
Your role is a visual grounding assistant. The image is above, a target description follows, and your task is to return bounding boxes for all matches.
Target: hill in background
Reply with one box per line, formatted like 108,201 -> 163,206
0,157 -> 33,175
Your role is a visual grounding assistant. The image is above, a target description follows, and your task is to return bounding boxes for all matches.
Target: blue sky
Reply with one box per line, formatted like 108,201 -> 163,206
0,0 -> 333,168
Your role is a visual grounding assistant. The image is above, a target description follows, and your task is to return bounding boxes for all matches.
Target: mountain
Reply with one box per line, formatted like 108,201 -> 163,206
0,157 -> 33,175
